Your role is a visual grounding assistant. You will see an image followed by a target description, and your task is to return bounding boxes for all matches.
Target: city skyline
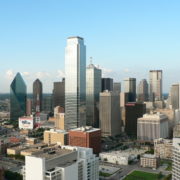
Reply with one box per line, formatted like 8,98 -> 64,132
1,0 -> 180,92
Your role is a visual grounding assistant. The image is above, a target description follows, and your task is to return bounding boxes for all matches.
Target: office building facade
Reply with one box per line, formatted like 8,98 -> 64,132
137,79 -> 149,102
99,91 -> 121,137
65,36 -> 86,130
101,78 -> 113,92
149,70 -> 163,101
10,73 -> 27,121
86,63 -> 102,127
124,78 -> 136,102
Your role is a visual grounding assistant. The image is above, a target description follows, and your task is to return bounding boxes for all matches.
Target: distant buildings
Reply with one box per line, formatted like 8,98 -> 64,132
86,63 -> 102,127
170,84 -> 180,110
172,138 -> 180,180
65,36 -> 86,130
33,79 -> 43,112
113,82 -> 121,93
10,73 -> 27,121
137,79 -> 149,102
101,78 -> 113,92
124,78 -> 136,102
69,126 -> 101,154
125,103 -> 146,137
53,78 -> 65,108
23,145 -> 99,180
149,70 -> 163,101
99,91 -> 121,137
26,99 -> 32,116
154,138 -> 172,159
42,95 -> 53,113
137,113 -> 169,141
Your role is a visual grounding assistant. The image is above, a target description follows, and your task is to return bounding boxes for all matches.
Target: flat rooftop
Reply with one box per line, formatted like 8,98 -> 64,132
34,147 -> 74,160
70,126 -> 100,133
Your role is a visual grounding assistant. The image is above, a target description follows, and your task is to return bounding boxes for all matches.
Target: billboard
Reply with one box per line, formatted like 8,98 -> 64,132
19,117 -> 34,130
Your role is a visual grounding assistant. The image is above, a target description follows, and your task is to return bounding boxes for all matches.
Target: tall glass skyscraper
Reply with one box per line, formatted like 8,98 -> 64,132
65,36 -> 86,130
10,73 -> 27,121
86,63 -> 102,127
149,70 -> 163,101
124,78 -> 136,102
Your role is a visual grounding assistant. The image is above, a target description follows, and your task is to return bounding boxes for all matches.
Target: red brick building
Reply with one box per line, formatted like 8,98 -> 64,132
69,127 -> 101,154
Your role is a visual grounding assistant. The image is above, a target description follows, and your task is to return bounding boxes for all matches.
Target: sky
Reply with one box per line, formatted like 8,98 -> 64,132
0,0 -> 180,93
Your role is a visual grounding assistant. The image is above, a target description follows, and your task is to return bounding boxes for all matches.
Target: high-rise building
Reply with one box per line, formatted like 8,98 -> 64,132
125,102 -> 146,137
137,79 -> 149,102
149,70 -> 163,101
42,95 -> 53,113
101,78 -> 113,92
170,84 -> 180,110
33,79 -> 43,112
99,91 -> 121,137
137,113 -> 169,141
53,78 -> 65,108
26,99 -> 32,116
23,145 -> 99,180
69,126 -> 101,154
10,73 -> 27,121
124,78 -> 136,102
86,63 -> 102,127
65,36 -> 86,130
113,82 -> 121,93
172,138 -> 180,180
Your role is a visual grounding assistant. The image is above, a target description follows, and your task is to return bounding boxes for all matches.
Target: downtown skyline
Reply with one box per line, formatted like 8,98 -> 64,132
1,0 -> 180,92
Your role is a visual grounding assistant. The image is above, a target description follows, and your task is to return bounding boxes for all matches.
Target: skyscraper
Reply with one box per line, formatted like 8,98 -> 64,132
170,84 -> 180,110
86,63 -> 102,127
10,73 -> 27,121
99,91 -> 121,137
113,82 -> 121,93
137,79 -> 149,102
124,78 -> 136,102
65,36 -> 86,130
33,79 -> 43,112
53,78 -> 65,108
149,70 -> 163,101
101,78 -> 113,92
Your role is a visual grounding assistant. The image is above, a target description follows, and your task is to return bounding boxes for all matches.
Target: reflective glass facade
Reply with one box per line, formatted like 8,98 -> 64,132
86,64 -> 102,127
10,73 -> 27,121
65,37 -> 86,130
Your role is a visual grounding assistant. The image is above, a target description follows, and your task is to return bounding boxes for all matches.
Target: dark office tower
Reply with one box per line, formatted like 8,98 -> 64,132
53,78 -> 65,108
33,79 -> 43,112
42,95 -> 53,113
26,99 -> 32,116
113,82 -> 121,93
101,78 -> 113,92
124,78 -> 136,102
10,73 -> 27,121
170,84 -> 180,110
149,70 -> 163,101
137,79 -> 149,102
125,102 -> 146,137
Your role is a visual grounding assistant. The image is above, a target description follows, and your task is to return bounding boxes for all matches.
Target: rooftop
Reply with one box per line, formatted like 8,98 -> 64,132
70,126 -> 100,133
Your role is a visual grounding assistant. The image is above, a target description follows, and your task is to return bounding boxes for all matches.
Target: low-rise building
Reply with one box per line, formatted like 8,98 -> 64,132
100,149 -> 146,165
19,116 -> 34,130
154,138 -> 172,159
44,129 -> 68,145
23,146 -> 99,180
140,154 -> 160,169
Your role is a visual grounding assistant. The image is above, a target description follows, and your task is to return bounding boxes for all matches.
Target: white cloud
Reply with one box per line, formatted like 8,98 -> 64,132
5,69 -> 14,80
22,71 -> 30,76
35,72 -> 50,79
57,70 -> 65,78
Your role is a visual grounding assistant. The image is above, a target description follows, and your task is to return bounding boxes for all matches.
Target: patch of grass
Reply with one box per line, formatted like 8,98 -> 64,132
99,171 -> 112,177
124,170 -> 163,180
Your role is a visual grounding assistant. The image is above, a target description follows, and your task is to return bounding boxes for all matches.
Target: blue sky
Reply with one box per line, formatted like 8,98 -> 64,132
0,0 -> 180,92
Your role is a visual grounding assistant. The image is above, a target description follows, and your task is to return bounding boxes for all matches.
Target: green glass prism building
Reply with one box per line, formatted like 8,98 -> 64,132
10,73 -> 27,121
